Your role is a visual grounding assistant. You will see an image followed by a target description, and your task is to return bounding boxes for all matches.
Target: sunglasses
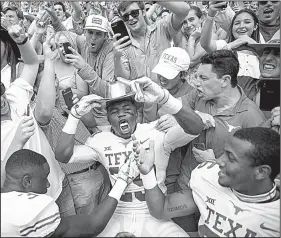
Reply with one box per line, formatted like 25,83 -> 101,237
259,1 -> 279,5
121,9 -> 140,22
1,82 -> 6,96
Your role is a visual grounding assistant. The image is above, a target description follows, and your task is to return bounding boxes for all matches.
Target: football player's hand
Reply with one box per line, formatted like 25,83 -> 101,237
71,94 -> 103,119
194,110 -> 215,130
156,114 -> 178,133
135,138 -> 155,175
271,106 -> 280,127
192,147 -> 215,163
130,77 -> 168,104
14,116 -> 35,147
117,134 -> 140,184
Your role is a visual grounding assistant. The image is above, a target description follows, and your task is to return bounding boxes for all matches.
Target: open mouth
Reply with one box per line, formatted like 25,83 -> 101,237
119,119 -> 131,134
264,8 -> 274,14
263,63 -> 276,70
128,21 -> 137,26
91,43 -> 96,48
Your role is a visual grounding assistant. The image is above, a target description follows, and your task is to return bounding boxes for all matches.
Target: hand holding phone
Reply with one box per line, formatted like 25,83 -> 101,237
63,42 -> 72,55
62,87 -> 74,110
193,143 -> 206,151
111,20 -> 130,42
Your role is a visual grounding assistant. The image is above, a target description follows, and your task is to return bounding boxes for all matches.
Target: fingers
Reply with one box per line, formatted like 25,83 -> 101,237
21,116 -> 34,126
72,94 -> 79,105
67,46 -> 79,56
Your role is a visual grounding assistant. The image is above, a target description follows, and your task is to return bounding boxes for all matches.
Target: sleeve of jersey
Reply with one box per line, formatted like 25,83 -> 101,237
163,124 -> 199,154
18,195 -> 61,237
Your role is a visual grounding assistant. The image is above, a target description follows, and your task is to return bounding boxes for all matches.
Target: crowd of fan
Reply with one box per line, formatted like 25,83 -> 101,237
1,1 -> 280,237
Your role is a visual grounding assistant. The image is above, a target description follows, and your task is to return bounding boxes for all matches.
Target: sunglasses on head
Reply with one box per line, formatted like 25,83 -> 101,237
121,9 -> 140,22
1,83 -> 6,96
260,1 -> 279,5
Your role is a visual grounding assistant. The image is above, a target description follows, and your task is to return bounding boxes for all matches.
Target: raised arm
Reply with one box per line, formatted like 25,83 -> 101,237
8,24 -> 39,87
54,95 -> 104,163
70,1 -> 84,23
200,2 -> 229,53
34,36 -> 57,126
136,140 -> 198,220
158,2 -> 190,30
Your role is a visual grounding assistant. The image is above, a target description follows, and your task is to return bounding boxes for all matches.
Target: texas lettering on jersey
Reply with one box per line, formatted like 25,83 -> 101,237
105,150 -> 143,187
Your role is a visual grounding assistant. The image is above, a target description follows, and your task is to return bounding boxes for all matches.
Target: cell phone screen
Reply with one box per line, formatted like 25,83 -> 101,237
62,88 -> 74,110
63,42 -> 72,55
259,80 -> 280,111
111,20 -> 130,42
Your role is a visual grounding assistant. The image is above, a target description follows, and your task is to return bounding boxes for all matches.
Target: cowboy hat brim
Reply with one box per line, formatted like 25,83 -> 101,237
105,92 -> 142,109
248,43 -> 280,57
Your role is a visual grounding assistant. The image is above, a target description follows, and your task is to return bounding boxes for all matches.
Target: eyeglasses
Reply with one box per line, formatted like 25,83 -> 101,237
121,9 -> 140,22
259,1 -> 279,5
1,83 -> 6,96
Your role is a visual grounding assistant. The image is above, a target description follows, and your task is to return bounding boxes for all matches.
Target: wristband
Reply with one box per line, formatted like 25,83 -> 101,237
141,170 -> 157,190
162,94 -> 183,115
17,36 -> 29,45
62,114 -> 79,134
108,179 -> 127,201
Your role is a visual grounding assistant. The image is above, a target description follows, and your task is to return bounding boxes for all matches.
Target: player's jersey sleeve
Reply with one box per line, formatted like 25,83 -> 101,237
1,192 -> 61,237
68,144 -> 100,164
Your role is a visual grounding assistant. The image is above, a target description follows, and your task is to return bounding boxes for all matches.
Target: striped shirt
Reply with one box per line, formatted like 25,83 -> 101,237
1,191 -> 61,237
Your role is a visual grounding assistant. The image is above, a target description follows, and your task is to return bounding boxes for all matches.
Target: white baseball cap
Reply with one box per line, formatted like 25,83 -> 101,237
84,15 -> 110,32
152,47 -> 190,80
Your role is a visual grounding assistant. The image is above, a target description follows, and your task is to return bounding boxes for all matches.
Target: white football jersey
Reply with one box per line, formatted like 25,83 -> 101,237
70,122 -> 197,208
190,162 -> 280,237
1,191 -> 61,237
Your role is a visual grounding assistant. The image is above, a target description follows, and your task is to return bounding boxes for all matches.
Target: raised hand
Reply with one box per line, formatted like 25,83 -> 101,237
14,116 -> 35,147
135,138 -> 155,176
64,46 -> 87,70
117,135 -> 140,183
70,94 -> 104,119
208,1 -> 228,17
7,24 -> 27,44
43,32 -> 58,60
129,77 -> 167,104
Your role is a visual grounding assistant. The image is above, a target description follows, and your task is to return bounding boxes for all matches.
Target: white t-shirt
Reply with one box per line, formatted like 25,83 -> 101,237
1,191 -> 61,237
190,161 -> 280,237
1,78 -> 64,199
70,121 -> 198,209
216,40 -> 261,79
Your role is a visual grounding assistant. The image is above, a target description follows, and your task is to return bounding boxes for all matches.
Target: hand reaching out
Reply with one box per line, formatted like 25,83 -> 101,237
14,116 -> 35,147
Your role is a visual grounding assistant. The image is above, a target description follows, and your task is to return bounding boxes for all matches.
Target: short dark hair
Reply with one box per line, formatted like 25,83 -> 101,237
54,2 -> 66,12
117,1 -> 145,15
229,9 -> 260,43
233,127 -> 280,181
6,149 -> 48,175
200,50 -> 239,87
3,6 -> 24,20
189,6 -> 203,19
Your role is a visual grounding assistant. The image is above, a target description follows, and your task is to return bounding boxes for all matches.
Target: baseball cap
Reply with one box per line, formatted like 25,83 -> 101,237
84,14 -> 110,32
152,47 -> 190,80
249,39 -> 280,57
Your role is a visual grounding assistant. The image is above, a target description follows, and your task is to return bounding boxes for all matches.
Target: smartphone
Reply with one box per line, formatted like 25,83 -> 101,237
215,1 -> 227,9
26,104 -> 30,116
62,87 -> 74,110
194,143 -> 206,151
111,20 -> 130,43
63,42 -> 72,55
259,79 -> 280,111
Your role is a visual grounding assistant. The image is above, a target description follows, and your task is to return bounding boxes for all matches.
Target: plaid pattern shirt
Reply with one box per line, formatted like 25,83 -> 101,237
40,105 -> 97,174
